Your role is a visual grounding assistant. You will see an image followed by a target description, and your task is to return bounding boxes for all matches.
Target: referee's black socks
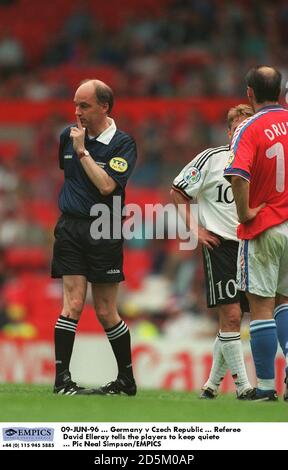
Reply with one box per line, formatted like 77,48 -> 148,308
105,320 -> 135,382
54,315 -> 78,384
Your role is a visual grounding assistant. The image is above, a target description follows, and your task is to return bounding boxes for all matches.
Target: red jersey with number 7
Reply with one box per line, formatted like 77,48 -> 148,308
224,105 -> 288,240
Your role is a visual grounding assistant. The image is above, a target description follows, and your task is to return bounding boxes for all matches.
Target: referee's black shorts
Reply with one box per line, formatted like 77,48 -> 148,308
202,238 -> 248,311
51,213 -> 124,283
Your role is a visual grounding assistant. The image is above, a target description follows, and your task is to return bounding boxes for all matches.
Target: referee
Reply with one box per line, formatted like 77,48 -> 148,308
52,79 -> 137,395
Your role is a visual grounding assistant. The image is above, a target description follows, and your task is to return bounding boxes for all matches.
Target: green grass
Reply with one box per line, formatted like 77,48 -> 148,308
0,384 -> 287,422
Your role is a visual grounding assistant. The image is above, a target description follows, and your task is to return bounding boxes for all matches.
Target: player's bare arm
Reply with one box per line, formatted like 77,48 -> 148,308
230,176 -> 265,223
170,188 -> 220,249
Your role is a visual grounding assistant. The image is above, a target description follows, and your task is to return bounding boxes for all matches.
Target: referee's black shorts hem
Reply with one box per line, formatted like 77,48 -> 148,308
51,272 -> 125,284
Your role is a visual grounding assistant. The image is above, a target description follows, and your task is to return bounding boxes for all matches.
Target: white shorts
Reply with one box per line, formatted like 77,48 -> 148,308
237,221 -> 288,297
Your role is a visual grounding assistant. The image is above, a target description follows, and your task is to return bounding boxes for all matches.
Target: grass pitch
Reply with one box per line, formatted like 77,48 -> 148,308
0,384 -> 287,422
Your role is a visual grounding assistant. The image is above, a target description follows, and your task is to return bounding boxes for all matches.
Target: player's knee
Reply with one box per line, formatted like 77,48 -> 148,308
66,298 -> 84,318
275,294 -> 288,307
223,312 -> 241,331
219,304 -> 241,331
97,308 -> 110,324
228,318 -> 241,331
96,307 -> 118,328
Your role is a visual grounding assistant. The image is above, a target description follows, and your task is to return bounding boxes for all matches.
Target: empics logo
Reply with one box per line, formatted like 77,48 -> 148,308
4,429 -> 17,437
3,427 -> 54,442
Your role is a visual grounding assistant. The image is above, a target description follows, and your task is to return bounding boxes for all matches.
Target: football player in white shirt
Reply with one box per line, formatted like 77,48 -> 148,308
171,104 -> 254,399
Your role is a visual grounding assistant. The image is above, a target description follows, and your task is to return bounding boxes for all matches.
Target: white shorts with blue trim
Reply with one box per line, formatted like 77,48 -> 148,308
237,221 -> 288,297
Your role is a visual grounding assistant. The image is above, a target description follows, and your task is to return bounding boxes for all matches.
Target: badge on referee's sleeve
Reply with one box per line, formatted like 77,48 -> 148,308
109,157 -> 128,172
183,166 -> 201,184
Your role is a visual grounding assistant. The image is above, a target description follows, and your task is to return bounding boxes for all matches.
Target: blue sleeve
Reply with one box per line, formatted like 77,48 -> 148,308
105,135 -> 137,188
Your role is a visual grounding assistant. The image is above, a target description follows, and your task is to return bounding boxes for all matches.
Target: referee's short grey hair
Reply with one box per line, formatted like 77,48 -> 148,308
95,81 -> 114,114
227,104 -> 254,129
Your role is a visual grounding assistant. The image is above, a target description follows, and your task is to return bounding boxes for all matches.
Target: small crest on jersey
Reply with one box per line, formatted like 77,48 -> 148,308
109,157 -> 128,173
183,166 -> 201,185
225,151 -> 235,169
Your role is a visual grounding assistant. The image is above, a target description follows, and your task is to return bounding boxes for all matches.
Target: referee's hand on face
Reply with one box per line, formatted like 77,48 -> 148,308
70,116 -> 86,156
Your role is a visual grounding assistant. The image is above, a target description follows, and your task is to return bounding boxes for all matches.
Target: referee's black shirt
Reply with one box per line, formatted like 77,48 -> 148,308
58,120 -> 137,218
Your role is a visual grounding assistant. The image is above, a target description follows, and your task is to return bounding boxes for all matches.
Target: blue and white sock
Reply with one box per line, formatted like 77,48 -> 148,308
274,304 -> 288,378
250,319 -> 278,390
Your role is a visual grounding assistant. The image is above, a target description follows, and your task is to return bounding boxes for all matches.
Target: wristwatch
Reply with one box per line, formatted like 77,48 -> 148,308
78,149 -> 90,159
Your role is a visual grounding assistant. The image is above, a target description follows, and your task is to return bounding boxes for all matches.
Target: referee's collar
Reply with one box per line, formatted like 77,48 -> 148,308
88,118 -> 117,145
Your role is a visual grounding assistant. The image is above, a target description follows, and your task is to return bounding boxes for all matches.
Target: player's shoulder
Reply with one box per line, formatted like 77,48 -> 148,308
234,114 -> 256,135
232,107 -> 287,143
192,144 -> 230,169
110,130 -> 137,164
255,105 -> 288,125
59,126 -> 73,148
60,125 -> 72,139
231,114 -> 261,148
113,129 -> 136,146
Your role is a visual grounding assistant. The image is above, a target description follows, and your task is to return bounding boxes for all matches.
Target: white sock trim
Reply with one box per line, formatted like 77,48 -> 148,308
257,379 -> 275,390
274,304 -> 288,318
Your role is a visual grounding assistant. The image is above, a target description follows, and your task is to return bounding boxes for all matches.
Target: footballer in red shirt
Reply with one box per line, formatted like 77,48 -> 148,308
225,103 -> 288,240
224,65 -> 288,402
